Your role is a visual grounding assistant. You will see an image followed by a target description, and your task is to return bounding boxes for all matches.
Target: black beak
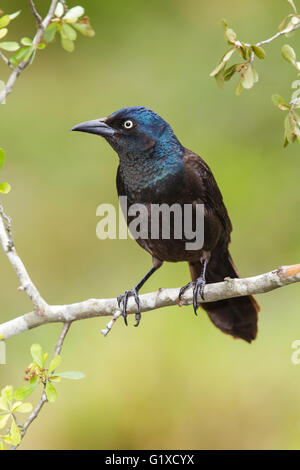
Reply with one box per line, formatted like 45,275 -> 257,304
70,118 -> 115,137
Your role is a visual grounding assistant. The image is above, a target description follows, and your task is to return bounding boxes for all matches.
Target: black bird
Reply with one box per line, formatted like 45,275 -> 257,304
71,106 -> 259,342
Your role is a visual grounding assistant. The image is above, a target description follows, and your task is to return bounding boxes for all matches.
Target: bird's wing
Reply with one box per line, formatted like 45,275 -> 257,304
183,148 -> 232,237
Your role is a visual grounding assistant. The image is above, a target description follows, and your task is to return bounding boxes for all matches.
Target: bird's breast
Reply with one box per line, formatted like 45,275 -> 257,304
117,158 -> 185,204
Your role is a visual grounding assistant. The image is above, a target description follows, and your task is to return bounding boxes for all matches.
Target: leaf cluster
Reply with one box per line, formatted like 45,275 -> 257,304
43,3 -> 95,53
209,0 -> 300,147
0,343 -> 85,450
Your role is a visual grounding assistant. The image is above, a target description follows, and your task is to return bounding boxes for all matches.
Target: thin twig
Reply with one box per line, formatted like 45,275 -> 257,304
18,390 -> 47,440
54,322 -> 72,356
244,21 -> 300,48
29,0 -> 42,26
101,311 -> 122,337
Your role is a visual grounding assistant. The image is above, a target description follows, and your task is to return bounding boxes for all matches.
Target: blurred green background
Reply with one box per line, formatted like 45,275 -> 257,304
1,0 -> 300,450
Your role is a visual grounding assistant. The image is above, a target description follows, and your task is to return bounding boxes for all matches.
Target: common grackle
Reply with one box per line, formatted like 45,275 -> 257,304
71,106 -> 259,342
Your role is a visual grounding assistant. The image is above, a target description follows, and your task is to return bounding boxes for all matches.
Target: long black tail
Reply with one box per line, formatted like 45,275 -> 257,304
189,251 -> 260,343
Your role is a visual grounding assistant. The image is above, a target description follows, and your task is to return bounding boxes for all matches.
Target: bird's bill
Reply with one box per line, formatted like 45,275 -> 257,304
70,118 -> 115,137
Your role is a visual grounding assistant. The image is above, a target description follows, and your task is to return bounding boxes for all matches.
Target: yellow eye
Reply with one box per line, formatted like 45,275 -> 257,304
123,120 -> 133,129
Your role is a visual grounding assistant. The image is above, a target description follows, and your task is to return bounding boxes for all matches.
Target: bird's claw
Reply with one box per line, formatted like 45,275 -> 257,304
179,277 -> 206,316
179,282 -> 194,302
117,288 -> 141,326
134,312 -> 141,327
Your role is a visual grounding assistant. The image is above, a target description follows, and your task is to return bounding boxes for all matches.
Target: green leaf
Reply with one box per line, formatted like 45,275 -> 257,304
224,63 -> 238,81
210,48 -> 235,77
21,37 -> 32,46
251,44 -> 265,59
0,183 -> 11,194
63,6 -> 85,23
30,344 -> 44,368
0,15 -> 10,29
1,386 -> 13,405
9,47 -> 30,66
9,418 -> 21,446
29,375 -> 38,385
55,2 -> 64,18
61,37 -> 74,52
0,149 -> 5,170
12,402 -> 33,413
45,382 -> 57,402
252,66 -> 259,83
0,29 -> 8,40
225,27 -> 236,43
281,44 -> 296,65
43,23 -> 57,43
48,355 -> 61,374
9,11 -> 21,21
271,94 -> 290,110
0,42 -> 19,51
0,414 -> 10,430
239,43 -> 249,60
54,371 -> 85,380
0,397 -> 9,411
10,46 -> 34,65
14,383 -> 37,401
23,47 -> 34,63
48,375 -> 61,383
29,49 -> 36,65
223,47 -> 236,62
241,64 -> 254,89
222,19 -> 237,43
37,43 -> 46,50
61,23 -> 77,41
283,113 -> 296,146
43,352 -> 48,366
215,68 -> 224,89
73,22 -> 95,37
209,61 -> 226,77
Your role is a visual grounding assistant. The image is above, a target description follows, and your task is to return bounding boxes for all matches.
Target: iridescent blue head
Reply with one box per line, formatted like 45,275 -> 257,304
71,106 -> 184,161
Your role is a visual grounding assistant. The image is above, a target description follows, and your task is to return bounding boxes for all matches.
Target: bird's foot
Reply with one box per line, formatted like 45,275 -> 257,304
179,277 -> 206,316
117,288 -> 141,327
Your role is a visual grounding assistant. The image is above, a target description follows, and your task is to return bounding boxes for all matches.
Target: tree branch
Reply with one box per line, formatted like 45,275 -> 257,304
0,0 -> 59,104
0,204 -> 48,311
1,204 -> 300,340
